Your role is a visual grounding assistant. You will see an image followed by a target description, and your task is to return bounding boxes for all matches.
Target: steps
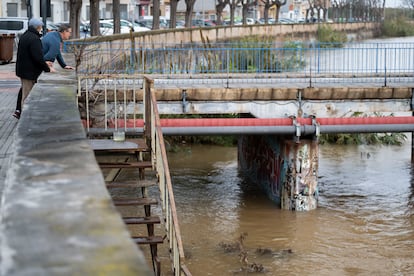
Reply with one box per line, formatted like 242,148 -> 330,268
90,138 -> 163,276
98,161 -> 152,169
112,197 -> 158,206
105,179 -> 155,189
123,216 -> 161,225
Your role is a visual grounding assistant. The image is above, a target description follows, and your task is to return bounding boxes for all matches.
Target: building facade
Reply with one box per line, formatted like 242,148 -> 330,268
0,0 -> 165,23
1,0 -> 310,25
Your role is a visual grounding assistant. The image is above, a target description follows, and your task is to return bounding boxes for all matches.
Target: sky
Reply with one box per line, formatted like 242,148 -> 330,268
386,0 -> 403,7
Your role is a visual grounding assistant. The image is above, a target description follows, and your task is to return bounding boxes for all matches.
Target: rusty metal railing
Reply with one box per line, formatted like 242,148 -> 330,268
78,75 -> 191,275
143,77 -> 191,276
77,75 -> 143,135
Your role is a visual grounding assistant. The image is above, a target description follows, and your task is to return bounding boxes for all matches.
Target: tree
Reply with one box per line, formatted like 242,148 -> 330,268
184,0 -> 196,28
169,0 -> 181,28
242,0 -> 257,24
271,0 -> 287,22
260,0 -> 276,23
216,0 -> 230,25
113,0 -> 121,33
153,0 -> 161,29
228,0 -> 241,25
90,0 -> 100,36
69,0 -> 82,39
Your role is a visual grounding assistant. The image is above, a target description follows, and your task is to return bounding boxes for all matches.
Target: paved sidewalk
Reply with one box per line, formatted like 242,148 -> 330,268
0,59 -> 20,198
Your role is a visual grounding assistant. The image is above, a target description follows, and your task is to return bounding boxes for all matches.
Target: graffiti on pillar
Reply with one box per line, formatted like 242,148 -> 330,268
238,135 -> 286,204
283,141 -> 319,211
238,135 -> 319,211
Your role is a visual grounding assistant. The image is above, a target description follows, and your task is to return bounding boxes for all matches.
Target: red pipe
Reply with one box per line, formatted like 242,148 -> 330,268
107,116 -> 414,128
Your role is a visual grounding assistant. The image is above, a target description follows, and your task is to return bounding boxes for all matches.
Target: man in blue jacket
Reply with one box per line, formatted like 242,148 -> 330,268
42,23 -> 74,70
14,18 -> 55,119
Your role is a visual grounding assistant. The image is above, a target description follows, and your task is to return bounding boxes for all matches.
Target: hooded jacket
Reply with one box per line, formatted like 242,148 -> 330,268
16,26 -> 50,80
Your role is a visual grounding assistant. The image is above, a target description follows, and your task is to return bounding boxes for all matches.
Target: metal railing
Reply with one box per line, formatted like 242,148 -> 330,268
71,41 -> 414,87
143,77 -> 191,276
78,75 -> 144,134
78,75 -> 191,275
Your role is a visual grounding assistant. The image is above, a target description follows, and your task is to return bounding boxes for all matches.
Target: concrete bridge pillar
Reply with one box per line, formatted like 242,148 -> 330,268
238,135 -> 318,211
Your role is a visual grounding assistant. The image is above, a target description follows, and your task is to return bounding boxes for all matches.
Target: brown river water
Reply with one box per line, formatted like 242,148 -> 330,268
158,36 -> 414,275
156,141 -> 414,276
111,139 -> 414,275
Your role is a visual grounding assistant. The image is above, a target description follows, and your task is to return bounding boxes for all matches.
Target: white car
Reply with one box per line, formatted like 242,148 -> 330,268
246,18 -> 255,25
100,19 -> 150,34
0,17 -> 28,39
84,21 -> 113,35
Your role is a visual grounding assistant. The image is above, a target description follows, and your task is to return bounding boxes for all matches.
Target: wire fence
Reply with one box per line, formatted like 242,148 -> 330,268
71,41 -> 414,86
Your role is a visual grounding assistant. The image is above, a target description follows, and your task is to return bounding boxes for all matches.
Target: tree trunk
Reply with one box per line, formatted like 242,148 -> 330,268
113,0 -> 121,34
184,0 -> 196,28
216,0 -> 228,25
153,0 -> 160,30
69,0 -> 82,39
242,2 -> 248,24
169,0 -> 180,28
90,0 -> 100,36
229,0 -> 238,25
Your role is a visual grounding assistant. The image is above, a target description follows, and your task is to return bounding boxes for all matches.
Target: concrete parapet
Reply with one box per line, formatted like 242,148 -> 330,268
0,71 -> 151,275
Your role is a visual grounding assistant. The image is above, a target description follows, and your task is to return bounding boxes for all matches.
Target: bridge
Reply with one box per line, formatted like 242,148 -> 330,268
74,38 -> 414,272
2,22 -> 414,275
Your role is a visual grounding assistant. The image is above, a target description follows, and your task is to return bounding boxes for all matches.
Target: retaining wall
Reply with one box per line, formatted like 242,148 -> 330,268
0,70 -> 151,275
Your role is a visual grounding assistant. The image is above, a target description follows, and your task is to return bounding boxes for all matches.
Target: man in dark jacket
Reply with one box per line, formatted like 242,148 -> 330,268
14,18 -> 55,118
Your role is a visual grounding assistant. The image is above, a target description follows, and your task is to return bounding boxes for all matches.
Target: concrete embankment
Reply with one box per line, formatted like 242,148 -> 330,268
0,68 -> 151,275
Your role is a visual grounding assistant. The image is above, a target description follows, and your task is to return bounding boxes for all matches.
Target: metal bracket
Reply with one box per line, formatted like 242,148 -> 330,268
290,115 -> 301,143
182,89 -> 188,113
297,90 -> 303,118
310,115 -> 320,141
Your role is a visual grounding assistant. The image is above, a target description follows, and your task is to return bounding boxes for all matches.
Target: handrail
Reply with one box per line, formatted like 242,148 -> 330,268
78,74 -> 191,275
72,41 -> 414,87
143,76 -> 191,276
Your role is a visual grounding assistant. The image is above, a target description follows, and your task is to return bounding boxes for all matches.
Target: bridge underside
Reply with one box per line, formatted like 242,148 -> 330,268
79,77 -> 414,211
238,135 -> 318,211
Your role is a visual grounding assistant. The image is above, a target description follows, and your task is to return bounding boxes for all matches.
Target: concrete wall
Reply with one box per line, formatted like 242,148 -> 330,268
0,71 -> 151,275
75,22 -> 379,45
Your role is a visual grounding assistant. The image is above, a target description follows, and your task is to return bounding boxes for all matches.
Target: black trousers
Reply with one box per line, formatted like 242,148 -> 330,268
15,87 -> 22,112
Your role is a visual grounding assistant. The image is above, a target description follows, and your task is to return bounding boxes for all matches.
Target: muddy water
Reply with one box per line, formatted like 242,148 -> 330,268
162,142 -> 414,275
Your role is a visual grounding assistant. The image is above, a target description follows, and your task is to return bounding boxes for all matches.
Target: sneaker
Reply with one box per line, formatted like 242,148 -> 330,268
12,110 -> 20,119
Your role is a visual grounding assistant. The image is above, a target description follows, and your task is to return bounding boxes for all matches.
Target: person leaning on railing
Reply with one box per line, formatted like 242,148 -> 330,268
42,23 -> 74,70
13,22 -> 74,120
14,18 -> 55,120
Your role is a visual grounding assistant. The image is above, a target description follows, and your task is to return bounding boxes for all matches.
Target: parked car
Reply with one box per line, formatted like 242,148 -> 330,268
278,18 -> 295,24
0,17 -> 28,39
135,18 -> 168,29
84,19 -> 150,36
101,19 -> 150,33
246,18 -> 255,25
257,18 -> 276,24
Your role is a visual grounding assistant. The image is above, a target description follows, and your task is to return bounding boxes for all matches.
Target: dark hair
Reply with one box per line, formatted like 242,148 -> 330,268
58,23 -> 71,33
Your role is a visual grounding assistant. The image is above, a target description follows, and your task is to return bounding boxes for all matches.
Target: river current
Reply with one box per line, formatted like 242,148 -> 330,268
161,141 -> 414,275
115,36 -> 414,275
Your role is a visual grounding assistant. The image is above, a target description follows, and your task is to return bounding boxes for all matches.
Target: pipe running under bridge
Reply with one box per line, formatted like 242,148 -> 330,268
98,116 -> 414,136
